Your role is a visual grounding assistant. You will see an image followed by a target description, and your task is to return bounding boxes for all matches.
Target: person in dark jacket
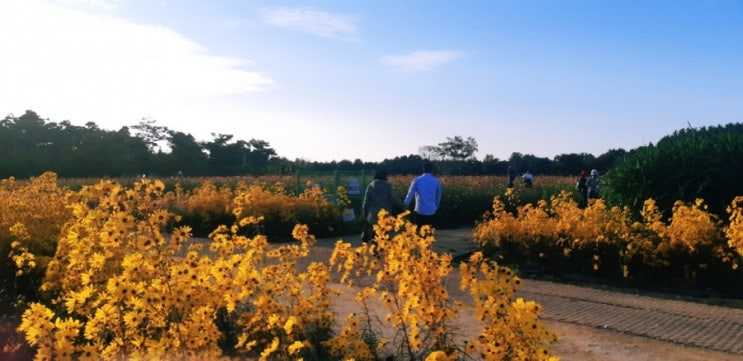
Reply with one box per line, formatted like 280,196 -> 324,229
577,170 -> 588,208
362,168 -> 403,243
507,166 -> 516,188
587,169 -> 601,200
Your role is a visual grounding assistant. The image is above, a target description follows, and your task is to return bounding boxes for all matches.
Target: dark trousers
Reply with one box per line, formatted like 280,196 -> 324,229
361,222 -> 373,242
414,212 -> 436,228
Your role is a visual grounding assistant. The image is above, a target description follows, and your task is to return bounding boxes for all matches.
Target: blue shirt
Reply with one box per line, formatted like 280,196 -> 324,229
404,172 -> 442,216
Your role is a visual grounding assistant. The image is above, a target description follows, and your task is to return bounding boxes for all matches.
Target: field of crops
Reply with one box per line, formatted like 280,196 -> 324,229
1,172 -> 742,360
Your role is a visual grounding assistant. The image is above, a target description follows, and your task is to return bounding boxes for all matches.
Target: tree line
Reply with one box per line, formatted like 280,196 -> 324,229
0,110 -> 627,179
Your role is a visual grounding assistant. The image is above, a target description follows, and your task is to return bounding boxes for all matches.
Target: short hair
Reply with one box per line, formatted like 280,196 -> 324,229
423,162 -> 434,173
374,168 -> 388,180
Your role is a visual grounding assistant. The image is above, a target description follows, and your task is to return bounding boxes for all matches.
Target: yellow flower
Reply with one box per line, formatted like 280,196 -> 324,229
63,285 -> 93,313
284,315 -> 298,334
54,338 -> 75,360
260,337 -> 280,360
78,344 -> 98,361
88,252 -> 106,269
268,313 -> 281,328
425,351 -> 457,361
288,340 -> 304,355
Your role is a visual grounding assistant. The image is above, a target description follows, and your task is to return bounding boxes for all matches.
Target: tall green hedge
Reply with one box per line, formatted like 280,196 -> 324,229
602,123 -> 743,219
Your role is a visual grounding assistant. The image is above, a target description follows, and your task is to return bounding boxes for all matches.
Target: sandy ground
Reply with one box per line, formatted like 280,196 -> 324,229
543,320 -> 743,361
329,281 -> 743,361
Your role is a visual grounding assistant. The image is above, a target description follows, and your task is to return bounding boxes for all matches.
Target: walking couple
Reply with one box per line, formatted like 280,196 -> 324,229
361,162 -> 442,242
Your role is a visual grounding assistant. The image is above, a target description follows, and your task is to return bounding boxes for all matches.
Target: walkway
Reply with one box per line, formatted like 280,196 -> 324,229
313,227 -> 743,357
518,278 -> 743,355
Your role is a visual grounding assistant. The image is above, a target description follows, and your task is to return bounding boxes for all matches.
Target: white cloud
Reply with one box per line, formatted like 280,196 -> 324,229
56,0 -> 120,11
380,50 -> 463,72
259,7 -> 359,41
0,0 -> 274,127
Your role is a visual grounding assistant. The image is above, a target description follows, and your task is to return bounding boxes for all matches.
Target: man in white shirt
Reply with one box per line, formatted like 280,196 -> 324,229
404,162 -> 442,228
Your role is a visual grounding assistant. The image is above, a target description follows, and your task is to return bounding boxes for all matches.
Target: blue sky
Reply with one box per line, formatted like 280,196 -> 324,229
1,0 -> 742,162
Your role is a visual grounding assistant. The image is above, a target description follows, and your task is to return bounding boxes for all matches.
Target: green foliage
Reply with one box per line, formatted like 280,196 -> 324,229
602,123 -> 743,218
0,111 -> 281,178
0,110 -> 632,178
436,135 -> 479,160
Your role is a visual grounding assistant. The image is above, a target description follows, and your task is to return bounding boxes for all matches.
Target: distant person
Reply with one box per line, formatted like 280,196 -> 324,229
522,170 -> 534,188
404,162 -> 443,228
361,168 -> 403,243
507,166 -> 516,188
577,170 -> 588,208
587,169 -> 601,200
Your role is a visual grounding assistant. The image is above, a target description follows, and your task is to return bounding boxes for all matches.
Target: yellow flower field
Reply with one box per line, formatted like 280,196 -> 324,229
2,174 -> 558,360
2,172 -> 743,360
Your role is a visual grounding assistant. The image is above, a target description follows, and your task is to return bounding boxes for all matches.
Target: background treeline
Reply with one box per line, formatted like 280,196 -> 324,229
1,110 -> 626,178
5,109 -> 741,221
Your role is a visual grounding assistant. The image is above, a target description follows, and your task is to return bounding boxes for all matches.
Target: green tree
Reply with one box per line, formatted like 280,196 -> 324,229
594,148 -> 627,173
552,153 -> 595,175
380,154 -> 425,175
131,117 -> 169,153
437,135 -> 478,160
4,110 -> 51,177
203,134 -> 243,175
66,125 -> 151,177
418,145 -> 442,160
245,138 -> 277,175
508,152 -> 551,175
166,130 -> 208,176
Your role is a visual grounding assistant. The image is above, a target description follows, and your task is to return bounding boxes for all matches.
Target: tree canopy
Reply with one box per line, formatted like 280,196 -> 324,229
0,111 -> 281,178
418,135 -> 478,161
0,110 -> 633,178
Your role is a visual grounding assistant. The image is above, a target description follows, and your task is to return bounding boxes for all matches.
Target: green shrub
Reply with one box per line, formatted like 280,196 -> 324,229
602,123 -> 743,219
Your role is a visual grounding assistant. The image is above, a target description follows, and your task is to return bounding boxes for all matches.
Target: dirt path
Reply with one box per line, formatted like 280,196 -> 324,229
542,320 -> 743,361
311,229 -> 743,361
